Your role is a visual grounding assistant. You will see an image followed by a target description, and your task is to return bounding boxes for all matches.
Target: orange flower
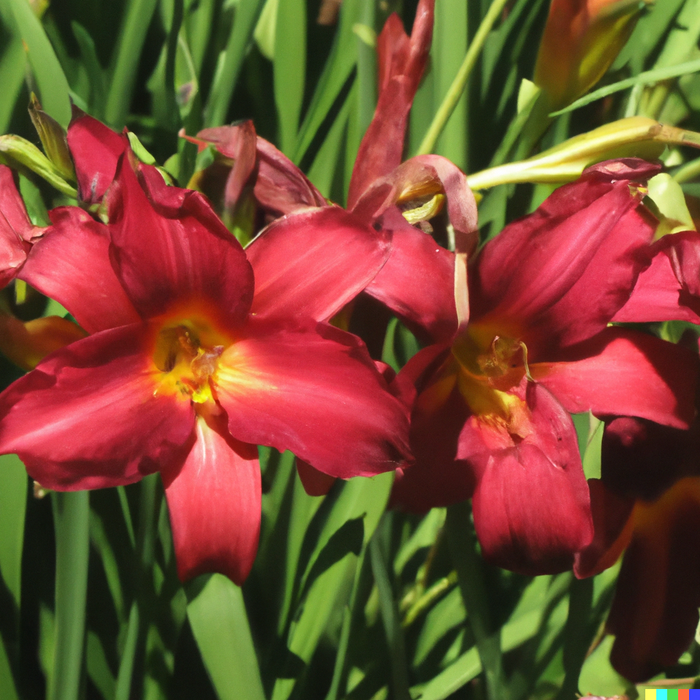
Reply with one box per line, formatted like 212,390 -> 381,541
534,0 -> 649,109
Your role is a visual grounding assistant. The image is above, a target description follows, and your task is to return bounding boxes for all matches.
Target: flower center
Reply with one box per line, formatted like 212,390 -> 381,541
152,316 -> 230,404
451,329 -> 531,436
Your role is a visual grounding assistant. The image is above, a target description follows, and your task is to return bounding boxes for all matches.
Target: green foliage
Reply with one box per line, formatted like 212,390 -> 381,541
2,0 -> 700,698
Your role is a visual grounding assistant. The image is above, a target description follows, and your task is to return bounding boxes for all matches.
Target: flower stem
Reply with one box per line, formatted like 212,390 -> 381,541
417,0 -> 512,156
49,491 -> 90,700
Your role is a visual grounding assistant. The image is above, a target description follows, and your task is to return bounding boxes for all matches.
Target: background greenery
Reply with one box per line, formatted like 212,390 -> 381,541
2,0 -> 700,698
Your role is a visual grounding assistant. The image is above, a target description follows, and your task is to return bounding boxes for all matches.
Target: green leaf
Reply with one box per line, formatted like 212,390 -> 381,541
550,58 -> 700,117
306,93 -> 350,198
204,0 -> 266,128
49,491 -> 90,700
294,0 -> 362,166
412,648 -> 481,700
0,455 -> 26,699
273,0 -> 306,155
70,21 -> 106,119
0,134 -> 78,198
370,528 -> 411,700
105,0 -> 160,129
0,37 -> 26,134
0,455 -> 26,610
582,415 -> 604,481
187,575 -> 266,700
446,502 -> 505,700
1,0 -> 71,126
578,635 -> 633,698
272,473 -> 394,700
430,0 -> 468,167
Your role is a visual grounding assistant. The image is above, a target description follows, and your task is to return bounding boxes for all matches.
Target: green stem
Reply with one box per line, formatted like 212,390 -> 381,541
446,502 -> 505,700
49,491 -> 90,700
105,0 -> 160,128
402,571 -> 457,628
417,0 -> 511,155
114,474 -> 161,700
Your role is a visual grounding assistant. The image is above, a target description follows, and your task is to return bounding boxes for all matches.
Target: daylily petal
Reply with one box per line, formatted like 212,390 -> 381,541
573,478 -> 635,578
667,229 -> 700,297
351,155 -> 478,254
20,207 -> 141,333
107,155 -> 254,326
606,478 -> 700,681
391,371 -> 474,512
247,207 -> 391,322
600,416 -> 697,501
612,237 -> 700,324
162,412 -> 260,584
0,165 -> 41,243
467,380 -> 593,575
530,327 -> 698,429
0,165 -> 39,288
347,0 -> 435,207
365,210 -> 457,343
296,458 -> 336,496
67,108 -> 128,203
470,159 -> 659,352
215,319 -> 412,479
0,324 -> 195,490
191,124 -> 326,216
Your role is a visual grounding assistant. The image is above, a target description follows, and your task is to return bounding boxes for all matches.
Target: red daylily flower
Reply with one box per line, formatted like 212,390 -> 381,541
391,159 -> 697,575
0,147 -> 411,585
576,410 -> 700,681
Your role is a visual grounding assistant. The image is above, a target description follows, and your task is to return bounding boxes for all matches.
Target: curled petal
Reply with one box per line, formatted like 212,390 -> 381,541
0,324 -> 195,490
190,125 -> 326,215
107,156 -> 254,326
215,319 -> 412,479
162,412 -> 261,585
530,327 -> 698,429
20,207 -> 141,333
247,207 -> 391,322
351,155 -> 478,255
